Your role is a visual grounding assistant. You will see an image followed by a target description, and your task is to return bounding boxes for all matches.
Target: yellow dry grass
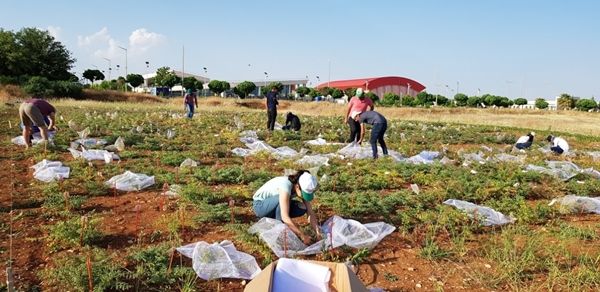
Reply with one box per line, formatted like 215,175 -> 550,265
14,97 -> 600,137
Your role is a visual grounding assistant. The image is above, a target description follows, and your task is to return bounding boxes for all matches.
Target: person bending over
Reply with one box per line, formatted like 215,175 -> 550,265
547,135 -> 569,155
282,112 -> 301,131
19,98 -> 57,149
351,110 -> 388,159
515,132 -> 535,150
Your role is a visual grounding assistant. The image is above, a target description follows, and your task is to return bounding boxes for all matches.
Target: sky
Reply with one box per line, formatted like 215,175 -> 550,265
2,0 -> 599,99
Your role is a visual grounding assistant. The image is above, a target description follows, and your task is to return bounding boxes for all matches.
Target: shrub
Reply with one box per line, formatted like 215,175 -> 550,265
47,215 -> 103,250
454,93 -> 468,106
575,98 -> 597,111
380,92 -> 400,107
52,80 -> 83,98
535,98 -> 549,109
23,76 -> 53,96
513,98 -> 528,106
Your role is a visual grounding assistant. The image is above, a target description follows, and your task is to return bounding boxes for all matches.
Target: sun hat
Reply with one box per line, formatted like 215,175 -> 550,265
355,88 -> 364,97
530,132 -> 536,137
298,172 -> 317,201
186,88 -> 192,94
350,111 -> 361,119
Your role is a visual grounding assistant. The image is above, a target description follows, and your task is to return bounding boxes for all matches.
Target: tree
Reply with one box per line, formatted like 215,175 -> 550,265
575,99 -> 597,111
380,92 -> 400,106
535,98 -> 549,109
267,82 -> 283,92
154,67 -> 179,88
401,95 -> 415,106
182,76 -> 202,91
513,98 -> 528,106
0,28 -> 75,80
365,92 -> 379,102
126,74 -> 144,89
83,69 -> 105,84
557,93 -> 576,110
454,93 -> 468,106
296,86 -> 310,97
23,76 -> 53,96
467,96 -> 481,107
331,88 -> 344,99
234,81 -> 256,99
208,80 -> 230,96
344,88 -> 357,97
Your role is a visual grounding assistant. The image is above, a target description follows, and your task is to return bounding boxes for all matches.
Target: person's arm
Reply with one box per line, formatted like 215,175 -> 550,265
264,96 -> 268,110
358,123 -> 365,144
194,95 -> 198,108
344,100 -> 353,123
278,190 -> 310,244
47,112 -> 56,131
304,201 -> 321,239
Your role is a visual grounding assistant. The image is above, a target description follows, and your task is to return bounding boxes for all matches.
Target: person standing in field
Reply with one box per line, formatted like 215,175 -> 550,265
546,135 -> 569,155
515,132 -> 535,150
19,98 -> 57,149
265,87 -> 279,131
344,88 -> 374,143
252,170 -> 321,244
351,110 -> 388,159
183,89 -> 198,119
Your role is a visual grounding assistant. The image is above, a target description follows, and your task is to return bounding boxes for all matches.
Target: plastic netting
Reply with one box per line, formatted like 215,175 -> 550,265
526,160 -> 583,181
248,216 -> 395,258
11,131 -> 56,146
176,240 -> 261,280
549,195 -> 600,214
180,158 -> 199,167
68,148 -> 119,163
105,171 -> 155,191
443,199 -> 515,226
31,159 -> 70,182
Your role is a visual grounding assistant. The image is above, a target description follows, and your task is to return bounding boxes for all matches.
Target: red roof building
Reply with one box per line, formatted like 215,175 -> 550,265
316,76 -> 426,97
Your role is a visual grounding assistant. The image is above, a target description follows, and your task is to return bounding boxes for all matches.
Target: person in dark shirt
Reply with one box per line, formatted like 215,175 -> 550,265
282,112 -> 301,131
265,87 -> 279,131
18,98 -> 57,149
351,110 -> 388,159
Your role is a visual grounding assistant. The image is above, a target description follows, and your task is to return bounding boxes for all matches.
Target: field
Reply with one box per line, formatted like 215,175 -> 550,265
1,98 -> 600,291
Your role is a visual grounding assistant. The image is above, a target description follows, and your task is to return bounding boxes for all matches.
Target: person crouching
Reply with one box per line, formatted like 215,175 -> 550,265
515,132 -> 535,150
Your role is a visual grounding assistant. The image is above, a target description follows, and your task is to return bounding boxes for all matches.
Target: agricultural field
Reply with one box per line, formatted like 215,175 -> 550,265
1,98 -> 600,291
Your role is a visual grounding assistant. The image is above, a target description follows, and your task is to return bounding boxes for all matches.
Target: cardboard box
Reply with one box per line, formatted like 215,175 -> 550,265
244,259 -> 369,292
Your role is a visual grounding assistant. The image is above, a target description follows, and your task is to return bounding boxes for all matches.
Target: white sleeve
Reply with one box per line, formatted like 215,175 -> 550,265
516,136 -> 528,144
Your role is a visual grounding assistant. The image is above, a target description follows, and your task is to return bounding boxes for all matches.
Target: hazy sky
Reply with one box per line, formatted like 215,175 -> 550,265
2,0 -> 599,99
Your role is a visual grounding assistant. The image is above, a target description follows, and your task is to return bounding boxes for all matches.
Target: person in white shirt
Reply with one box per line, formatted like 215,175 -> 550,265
546,135 -> 569,155
515,132 -> 535,150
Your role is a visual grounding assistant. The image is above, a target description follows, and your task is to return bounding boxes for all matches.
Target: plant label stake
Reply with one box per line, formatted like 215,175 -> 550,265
228,198 -> 235,224
63,191 -> 71,212
80,216 -> 88,246
6,267 -> 14,292
167,248 -> 175,275
86,254 -> 93,292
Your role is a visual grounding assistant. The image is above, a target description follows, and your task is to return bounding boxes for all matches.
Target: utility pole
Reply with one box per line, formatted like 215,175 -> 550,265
118,46 -> 128,91
103,58 -> 111,80
182,45 -> 185,97
327,59 -> 331,88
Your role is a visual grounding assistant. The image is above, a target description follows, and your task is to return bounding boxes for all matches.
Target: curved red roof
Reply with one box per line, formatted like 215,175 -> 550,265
316,76 -> 425,92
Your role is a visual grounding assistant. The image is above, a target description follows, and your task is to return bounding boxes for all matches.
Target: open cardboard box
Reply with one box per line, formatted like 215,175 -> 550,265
244,259 -> 369,292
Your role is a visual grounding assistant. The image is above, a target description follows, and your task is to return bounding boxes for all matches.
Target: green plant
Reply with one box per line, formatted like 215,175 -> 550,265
47,214 -> 103,250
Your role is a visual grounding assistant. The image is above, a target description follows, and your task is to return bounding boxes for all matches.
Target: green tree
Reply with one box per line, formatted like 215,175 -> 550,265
535,98 -> 549,109
234,81 -> 256,98
23,76 -> 53,96
126,74 -> 144,89
296,86 -> 310,97
182,76 -> 202,91
344,88 -> 357,97
267,82 -> 283,92
380,92 -> 400,106
365,92 -> 379,102
154,67 -> 179,88
454,93 -> 468,106
308,88 -> 319,97
331,88 -> 344,99
208,80 -> 230,96
82,69 -> 105,84
557,93 -> 576,110
575,98 -> 597,111
318,87 -> 333,96
513,98 -> 528,106
0,28 -> 75,80
401,95 -> 415,106
467,96 -> 481,107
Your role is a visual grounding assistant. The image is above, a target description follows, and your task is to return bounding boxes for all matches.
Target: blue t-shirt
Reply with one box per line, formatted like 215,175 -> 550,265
266,91 -> 279,110
359,111 -> 387,125
253,176 -> 292,201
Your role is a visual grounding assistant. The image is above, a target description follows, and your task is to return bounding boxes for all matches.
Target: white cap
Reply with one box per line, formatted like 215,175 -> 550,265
350,111 -> 361,119
356,88 -> 364,97
299,172 -> 317,194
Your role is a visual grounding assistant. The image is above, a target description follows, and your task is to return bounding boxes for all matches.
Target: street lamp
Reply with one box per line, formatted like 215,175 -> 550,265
203,67 -> 207,73
103,57 -> 111,80
118,46 -> 128,91
145,61 -> 149,68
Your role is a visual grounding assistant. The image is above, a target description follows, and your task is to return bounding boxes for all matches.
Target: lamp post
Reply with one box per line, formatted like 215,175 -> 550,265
118,46 -> 128,91
102,57 -> 111,80
263,72 -> 268,96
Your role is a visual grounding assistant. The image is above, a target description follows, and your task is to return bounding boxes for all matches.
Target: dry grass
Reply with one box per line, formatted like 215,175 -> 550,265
81,89 -> 163,103
0,84 -> 27,103
12,96 -> 598,137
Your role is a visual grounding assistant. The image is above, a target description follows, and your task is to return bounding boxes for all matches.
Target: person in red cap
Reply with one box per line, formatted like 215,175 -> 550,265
252,170 -> 321,244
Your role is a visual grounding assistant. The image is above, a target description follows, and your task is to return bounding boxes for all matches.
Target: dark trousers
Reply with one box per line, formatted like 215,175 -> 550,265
551,146 -> 564,154
253,196 -> 307,221
267,109 -> 277,131
515,141 -> 532,149
347,117 -> 360,143
370,122 -> 388,159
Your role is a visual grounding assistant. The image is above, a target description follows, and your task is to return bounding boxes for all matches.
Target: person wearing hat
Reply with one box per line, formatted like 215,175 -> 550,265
546,135 -> 569,155
18,98 -> 58,149
344,88 -> 374,143
183,88 -> 198,119
515,132 -> 535,150
252,170 -> 321,244
351,110 -> 388,159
